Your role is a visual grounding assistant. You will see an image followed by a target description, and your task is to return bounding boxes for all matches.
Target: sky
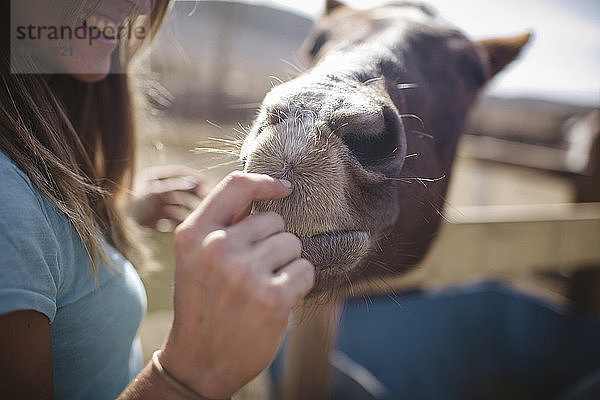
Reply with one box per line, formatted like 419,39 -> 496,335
176,0 -> 600,107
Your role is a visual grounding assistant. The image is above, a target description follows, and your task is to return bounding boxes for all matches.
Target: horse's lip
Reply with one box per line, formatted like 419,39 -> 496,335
303,230 -> 369,241
299,230 -> 371,270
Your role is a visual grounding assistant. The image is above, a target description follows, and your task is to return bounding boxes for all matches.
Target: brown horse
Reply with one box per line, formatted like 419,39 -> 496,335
241,0 -> 530,298
238,1 -> 531,398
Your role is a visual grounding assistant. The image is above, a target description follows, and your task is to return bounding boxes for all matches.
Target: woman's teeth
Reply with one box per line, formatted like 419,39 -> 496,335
86,15 -> 117,33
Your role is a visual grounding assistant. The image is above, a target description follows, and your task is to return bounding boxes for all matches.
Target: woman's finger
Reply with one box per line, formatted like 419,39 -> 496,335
245,231 -> 302,273
137,165 -> 206,198
181,172 -> 292,234
143,165 -> 204,181
149,177 -> 203,196
226,212 -> 285,243
159,204 -> 192,224
180,190 -> 203,210
162,191 -> 203,211
270,258 -> 315,306
229,203 -> 253,226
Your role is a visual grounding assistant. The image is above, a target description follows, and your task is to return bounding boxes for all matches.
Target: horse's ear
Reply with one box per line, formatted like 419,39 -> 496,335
476,32 -> 532,80
325,0 -> 345,14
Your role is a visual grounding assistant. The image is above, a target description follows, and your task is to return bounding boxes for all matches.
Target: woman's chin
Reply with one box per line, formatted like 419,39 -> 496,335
67,54 -> 111,82
66,40 -> 115,82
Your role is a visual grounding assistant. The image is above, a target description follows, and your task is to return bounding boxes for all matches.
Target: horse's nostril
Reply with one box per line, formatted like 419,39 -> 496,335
338,106 -> 407,172
265,104 -> 289,126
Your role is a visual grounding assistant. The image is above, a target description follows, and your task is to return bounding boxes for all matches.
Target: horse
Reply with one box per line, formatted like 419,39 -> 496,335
239,1 -> 530,397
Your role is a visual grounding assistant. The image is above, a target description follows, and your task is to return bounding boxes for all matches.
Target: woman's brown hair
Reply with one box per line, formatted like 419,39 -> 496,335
0,0 -> 172,268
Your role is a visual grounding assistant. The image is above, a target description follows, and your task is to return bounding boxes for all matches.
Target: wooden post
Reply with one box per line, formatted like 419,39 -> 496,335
281,301 -> 341,400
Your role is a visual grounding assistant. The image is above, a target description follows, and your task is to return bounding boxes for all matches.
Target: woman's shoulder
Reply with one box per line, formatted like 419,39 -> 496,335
0,150 -> 38,192
0,150 -> 74,231
0,150 -> 72,241
0,149 -> 92,262
0,150 -> 52,225
0,150 -> 64,320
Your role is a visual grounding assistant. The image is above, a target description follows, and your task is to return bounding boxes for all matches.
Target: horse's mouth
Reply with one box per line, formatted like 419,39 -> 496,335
299,230 -> 371,270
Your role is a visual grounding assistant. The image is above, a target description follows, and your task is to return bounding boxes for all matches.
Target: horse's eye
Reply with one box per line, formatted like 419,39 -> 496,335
342,107 -> 402,168
307,31 -> 329,58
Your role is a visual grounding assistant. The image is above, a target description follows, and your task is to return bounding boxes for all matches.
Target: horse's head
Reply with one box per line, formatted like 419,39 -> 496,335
241,0 -> 530,296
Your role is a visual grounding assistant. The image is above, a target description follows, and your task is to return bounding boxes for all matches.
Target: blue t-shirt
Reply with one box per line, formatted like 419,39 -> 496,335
0,150 -> 147,399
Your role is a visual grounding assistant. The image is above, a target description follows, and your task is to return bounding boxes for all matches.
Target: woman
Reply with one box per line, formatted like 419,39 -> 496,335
0,1 -> 315,399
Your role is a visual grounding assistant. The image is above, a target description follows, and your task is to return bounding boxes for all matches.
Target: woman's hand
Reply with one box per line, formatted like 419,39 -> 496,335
159,171 -> 315,399
129,165 -> 206,231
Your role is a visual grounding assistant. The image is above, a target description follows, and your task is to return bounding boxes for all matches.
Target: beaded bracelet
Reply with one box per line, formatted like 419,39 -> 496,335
151,350 -> 210,400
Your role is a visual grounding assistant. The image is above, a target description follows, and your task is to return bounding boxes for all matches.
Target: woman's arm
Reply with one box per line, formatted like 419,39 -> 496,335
120,172 -> 315,400
0,310 -> 54,399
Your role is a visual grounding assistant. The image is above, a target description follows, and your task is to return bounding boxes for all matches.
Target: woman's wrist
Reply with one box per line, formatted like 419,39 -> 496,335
118,351 -> 225,400
159,338 -> 230,400
118,361 -> 200,400
152,350 -> 216,400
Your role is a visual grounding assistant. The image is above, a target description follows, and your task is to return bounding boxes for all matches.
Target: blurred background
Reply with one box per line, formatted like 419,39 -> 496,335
133,0 -> 600,397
